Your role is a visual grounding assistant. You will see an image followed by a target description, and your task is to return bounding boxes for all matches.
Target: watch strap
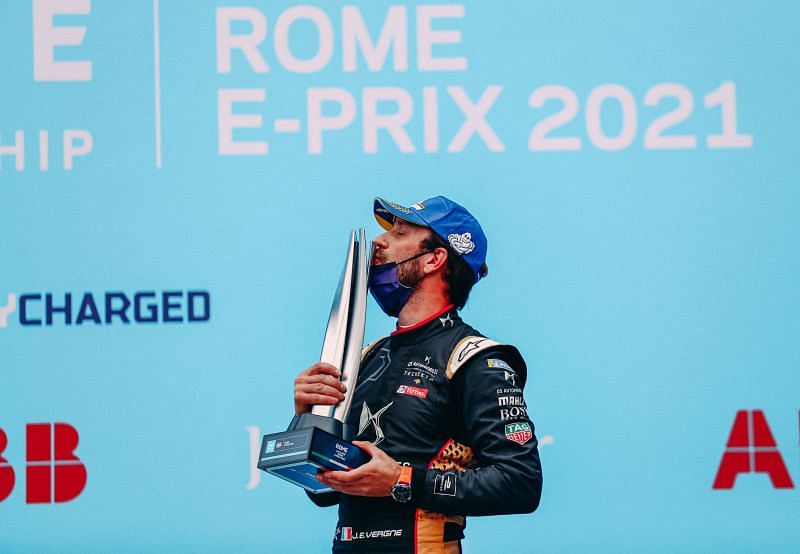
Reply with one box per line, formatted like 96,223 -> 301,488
397,463 -> 413,486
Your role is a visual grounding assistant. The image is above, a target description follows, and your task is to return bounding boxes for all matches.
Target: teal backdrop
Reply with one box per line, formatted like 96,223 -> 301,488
2,1 -> 799,551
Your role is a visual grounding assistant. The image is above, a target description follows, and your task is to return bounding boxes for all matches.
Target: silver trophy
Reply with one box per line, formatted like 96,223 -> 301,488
257,229 -> 371,493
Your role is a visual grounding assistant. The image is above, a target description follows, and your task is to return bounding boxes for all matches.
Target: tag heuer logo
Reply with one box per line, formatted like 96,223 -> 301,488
505,422 -> 532,445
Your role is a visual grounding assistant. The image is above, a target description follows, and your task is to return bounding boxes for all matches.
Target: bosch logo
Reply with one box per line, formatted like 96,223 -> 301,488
0,290 -> 210,328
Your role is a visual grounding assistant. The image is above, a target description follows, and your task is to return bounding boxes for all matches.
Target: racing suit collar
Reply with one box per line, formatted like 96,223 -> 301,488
391,304 -> 456,337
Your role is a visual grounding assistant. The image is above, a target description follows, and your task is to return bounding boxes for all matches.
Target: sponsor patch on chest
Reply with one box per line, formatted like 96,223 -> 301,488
406,357 -> 440,376
404,369 -> 434,381
396,384 -> 428,399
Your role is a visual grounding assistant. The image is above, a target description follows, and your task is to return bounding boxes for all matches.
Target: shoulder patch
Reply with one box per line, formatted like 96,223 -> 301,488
446,336 -> 503,379
487,358 -> 512,371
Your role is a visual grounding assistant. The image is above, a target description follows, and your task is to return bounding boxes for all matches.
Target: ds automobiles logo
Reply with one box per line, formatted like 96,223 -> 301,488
0,423 -> 87,503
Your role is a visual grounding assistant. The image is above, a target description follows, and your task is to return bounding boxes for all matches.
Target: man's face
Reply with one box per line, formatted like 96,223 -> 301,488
373,219 -> 430,286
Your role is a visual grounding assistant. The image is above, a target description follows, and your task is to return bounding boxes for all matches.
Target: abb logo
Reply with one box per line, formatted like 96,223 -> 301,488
0,423 -> 87,503
713,410 -> 796,489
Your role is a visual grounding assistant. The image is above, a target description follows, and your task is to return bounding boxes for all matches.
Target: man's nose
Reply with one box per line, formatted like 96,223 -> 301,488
373,232 -> 389,249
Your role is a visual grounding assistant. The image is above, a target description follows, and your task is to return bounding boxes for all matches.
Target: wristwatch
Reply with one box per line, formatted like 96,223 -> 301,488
390,462 -> 413,503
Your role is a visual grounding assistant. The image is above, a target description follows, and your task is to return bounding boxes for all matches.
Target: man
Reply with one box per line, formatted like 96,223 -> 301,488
294,196 -> 542,553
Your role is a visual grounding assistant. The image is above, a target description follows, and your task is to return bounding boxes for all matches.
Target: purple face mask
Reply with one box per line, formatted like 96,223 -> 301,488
368,251 -> 431,317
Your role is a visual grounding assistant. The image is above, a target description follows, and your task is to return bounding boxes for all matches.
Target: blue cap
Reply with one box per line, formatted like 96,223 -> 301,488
373,196 -> 488,284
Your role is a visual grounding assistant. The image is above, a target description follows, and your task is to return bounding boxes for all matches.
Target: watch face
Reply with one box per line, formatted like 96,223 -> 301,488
391,484 -> 412,503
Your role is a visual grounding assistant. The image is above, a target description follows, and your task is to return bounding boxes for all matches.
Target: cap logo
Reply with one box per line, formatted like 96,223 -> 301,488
448,232 -> 475,255
386,200 -> 411,214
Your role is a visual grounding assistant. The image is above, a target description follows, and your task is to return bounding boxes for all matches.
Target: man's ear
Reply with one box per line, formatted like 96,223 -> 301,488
423,247 -> 449,274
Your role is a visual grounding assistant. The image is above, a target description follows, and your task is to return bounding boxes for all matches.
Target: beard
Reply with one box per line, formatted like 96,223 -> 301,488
397,255 -> 425,288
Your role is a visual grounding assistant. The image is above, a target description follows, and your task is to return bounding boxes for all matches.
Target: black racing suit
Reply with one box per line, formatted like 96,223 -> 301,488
309,305 -> 542,553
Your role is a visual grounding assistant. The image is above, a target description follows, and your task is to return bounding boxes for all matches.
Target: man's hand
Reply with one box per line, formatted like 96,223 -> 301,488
317,441 -> 402,497
294,362 -> 347,415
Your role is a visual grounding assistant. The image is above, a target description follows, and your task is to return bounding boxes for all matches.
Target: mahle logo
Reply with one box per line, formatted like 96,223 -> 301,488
0,290 -> 210,328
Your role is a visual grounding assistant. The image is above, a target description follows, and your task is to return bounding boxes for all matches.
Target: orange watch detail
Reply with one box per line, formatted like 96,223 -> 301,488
391,462 -> 414,503
398,464 -> 413,485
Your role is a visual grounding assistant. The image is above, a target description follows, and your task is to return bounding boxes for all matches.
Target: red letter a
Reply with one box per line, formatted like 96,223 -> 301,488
712,410 -> 794,489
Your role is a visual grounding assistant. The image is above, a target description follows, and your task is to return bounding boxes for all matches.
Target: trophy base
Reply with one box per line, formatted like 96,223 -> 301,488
258,416 -> 370,494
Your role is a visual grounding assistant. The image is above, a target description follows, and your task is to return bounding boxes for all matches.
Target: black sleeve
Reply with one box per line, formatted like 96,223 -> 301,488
410,346 -> 543,515
305,490 -> 340,507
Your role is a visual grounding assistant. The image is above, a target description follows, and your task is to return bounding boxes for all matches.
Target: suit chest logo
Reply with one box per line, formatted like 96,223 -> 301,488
358,402 -> 393,445
403,356 -> 440,381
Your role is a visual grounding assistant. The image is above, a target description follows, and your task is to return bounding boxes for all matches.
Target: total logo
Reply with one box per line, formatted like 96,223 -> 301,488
712,409 -> 798,489
0,290 -> 210,328
396,385 -> 428,399
0,423 -> 87,504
